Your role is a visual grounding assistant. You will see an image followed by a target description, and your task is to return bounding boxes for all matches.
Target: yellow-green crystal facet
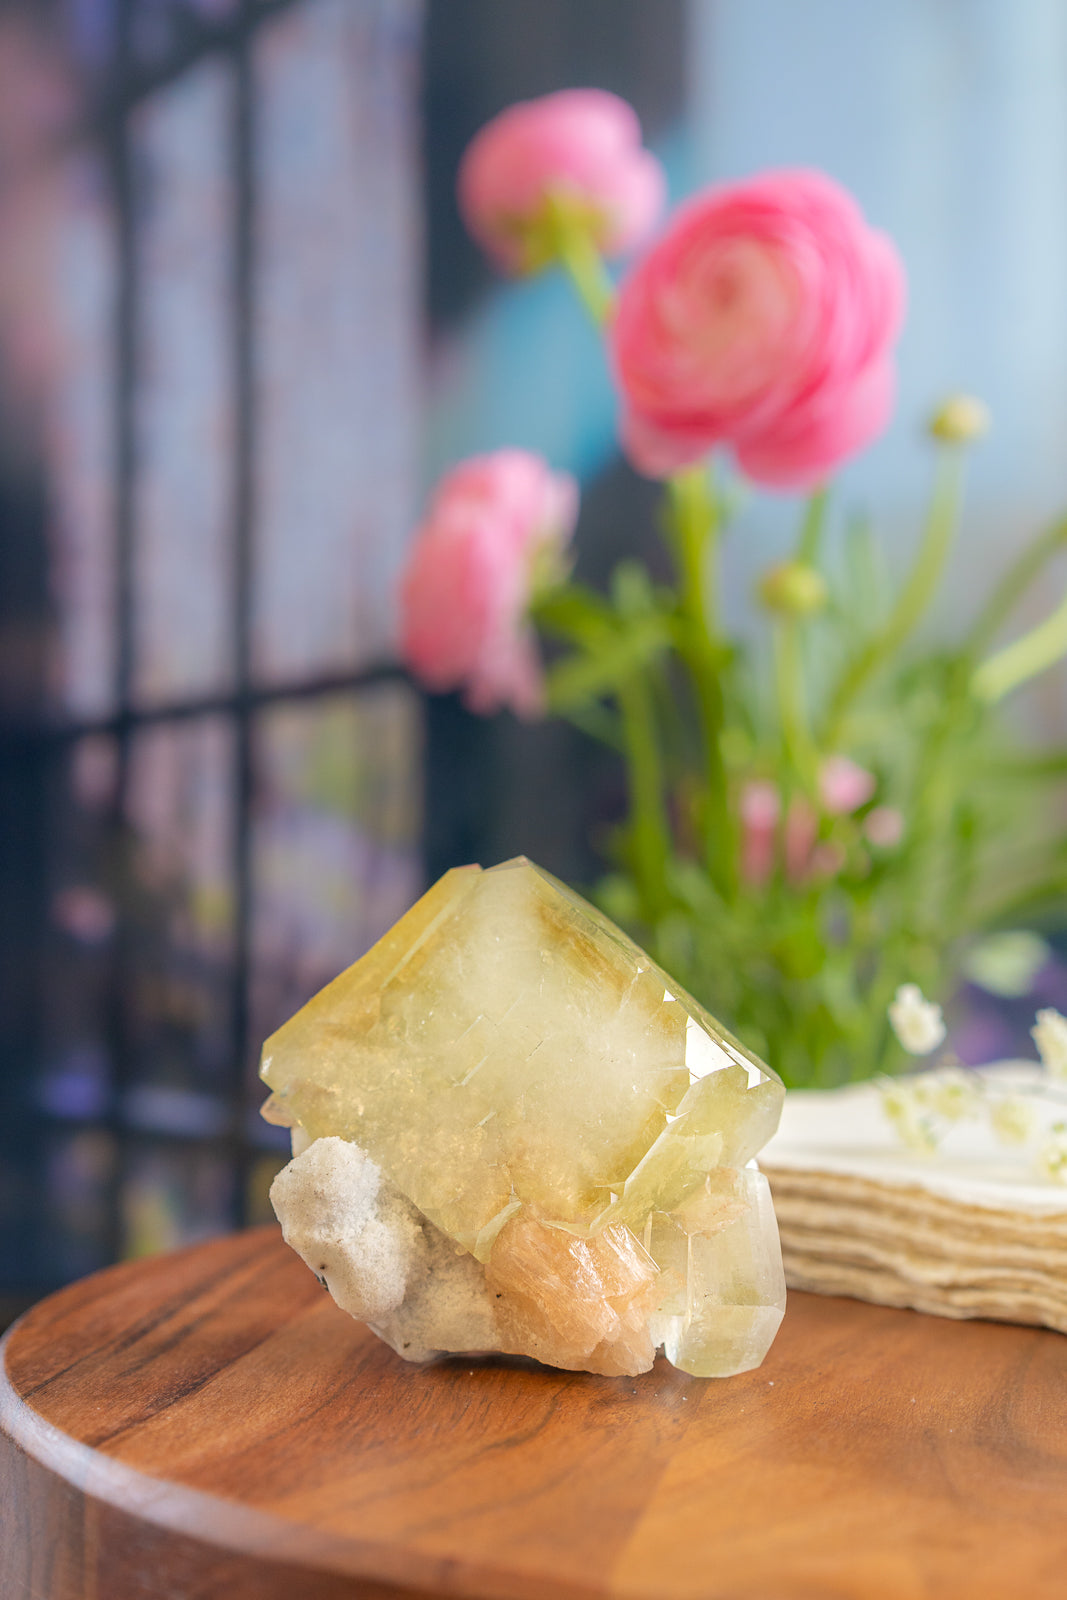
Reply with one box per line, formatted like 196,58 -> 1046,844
262,857 -> 786,1377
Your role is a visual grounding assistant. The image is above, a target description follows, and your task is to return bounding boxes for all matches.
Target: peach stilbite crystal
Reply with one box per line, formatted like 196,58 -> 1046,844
262,857 -> 786,1377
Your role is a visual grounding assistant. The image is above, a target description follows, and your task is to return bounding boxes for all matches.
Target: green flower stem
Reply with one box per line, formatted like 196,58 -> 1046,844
544,194 -> 615,325
797,484 -> 829,564
963,511 -> 1067,661
764,488 -> 829,792
617,674 -> 671,920
669,467 -> 718,628
666,467 -> 735,896
893,645 -> 978,974
823,448 -> 964,746
774,618 -> 818,788
972,589 -> 1067,703
843,454 -> 969,975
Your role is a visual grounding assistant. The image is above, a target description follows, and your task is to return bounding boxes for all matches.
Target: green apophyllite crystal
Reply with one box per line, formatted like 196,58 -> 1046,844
262,857 -> 786,1377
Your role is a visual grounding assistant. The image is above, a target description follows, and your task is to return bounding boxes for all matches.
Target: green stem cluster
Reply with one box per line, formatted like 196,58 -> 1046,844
532,217 -> 1067,1086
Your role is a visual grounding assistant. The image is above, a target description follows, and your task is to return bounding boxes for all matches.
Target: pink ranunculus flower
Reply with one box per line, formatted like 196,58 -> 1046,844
819,755 -> 877,816
399,449 -> 578,718
457,89 -> 666,274
610,169 -> 905,487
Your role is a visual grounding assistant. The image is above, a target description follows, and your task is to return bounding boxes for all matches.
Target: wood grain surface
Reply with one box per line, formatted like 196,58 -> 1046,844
2,1224 -> 1066,1600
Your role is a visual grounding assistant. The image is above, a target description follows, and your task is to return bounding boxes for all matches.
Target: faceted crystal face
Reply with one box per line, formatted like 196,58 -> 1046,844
262,857 -> 786,1377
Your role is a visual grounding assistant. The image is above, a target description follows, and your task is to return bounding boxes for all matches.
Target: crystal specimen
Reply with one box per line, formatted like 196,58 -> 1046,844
263,857 -> 786,1377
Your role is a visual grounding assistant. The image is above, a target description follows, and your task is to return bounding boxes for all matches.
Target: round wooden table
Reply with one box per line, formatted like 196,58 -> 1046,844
2,1225 -> 1066,1599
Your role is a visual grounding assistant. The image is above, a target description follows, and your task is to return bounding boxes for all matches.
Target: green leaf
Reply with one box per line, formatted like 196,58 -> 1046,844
560,701 -> 625,751
544,617 -> 670,712
973,748 -> 1067,782
610,559 -> 658,618
530,584 -> 614,643
963,931 -> 1051,997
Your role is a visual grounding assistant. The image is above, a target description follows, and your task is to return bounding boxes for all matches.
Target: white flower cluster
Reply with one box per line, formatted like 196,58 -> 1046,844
1032,1008 -> 1067,1081
879,1066 -> 983,1155
1035,1126 -> 1067,1184
879,992 -> 1067,1185
888,984 -> 946,1055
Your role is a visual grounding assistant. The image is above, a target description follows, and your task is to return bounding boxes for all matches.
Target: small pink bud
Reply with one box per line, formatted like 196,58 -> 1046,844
809,841 -> 847,880
819,755 -> 876,816
739,780 -> 781,887
865,806 -> 904,848
785,796 -> 818,884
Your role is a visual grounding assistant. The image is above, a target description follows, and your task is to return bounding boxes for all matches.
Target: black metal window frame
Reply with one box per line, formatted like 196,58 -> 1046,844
8,0 -> 410,1267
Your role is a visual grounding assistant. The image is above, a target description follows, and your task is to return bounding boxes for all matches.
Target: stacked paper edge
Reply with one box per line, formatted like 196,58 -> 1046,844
761,1068 -> 1067,1334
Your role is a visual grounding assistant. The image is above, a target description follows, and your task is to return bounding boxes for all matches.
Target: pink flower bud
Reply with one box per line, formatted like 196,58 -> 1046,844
399,450 -> 578,718
784,796 -> 819,884
739,780 -> 781,887
457,90 -> 665,274
819,755 -> 877,816
864,806 -> 904,848
809,841 -> 847,880
610,169 -> 905,487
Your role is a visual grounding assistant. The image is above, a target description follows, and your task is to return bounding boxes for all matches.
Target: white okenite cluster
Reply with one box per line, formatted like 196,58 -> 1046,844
271,1137 -> 502,1362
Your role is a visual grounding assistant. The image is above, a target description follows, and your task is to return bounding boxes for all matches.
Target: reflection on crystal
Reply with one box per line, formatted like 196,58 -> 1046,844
264,858 -> 786,1377
685,1016 -> 735,1077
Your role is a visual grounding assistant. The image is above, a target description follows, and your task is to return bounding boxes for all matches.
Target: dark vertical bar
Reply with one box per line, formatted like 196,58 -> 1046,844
102,0 -> 139,1265
0,478 -> 51,1294
112,1 -> 138,735
229,6 -> 257,1227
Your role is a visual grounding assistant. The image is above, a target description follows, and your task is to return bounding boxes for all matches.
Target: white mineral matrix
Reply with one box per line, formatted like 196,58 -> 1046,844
262,856 -> 786,1377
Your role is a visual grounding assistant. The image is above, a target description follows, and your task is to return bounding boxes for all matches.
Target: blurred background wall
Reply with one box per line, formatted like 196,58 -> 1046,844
0,0 -> 426,1315
1,0 -> 1065,1317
